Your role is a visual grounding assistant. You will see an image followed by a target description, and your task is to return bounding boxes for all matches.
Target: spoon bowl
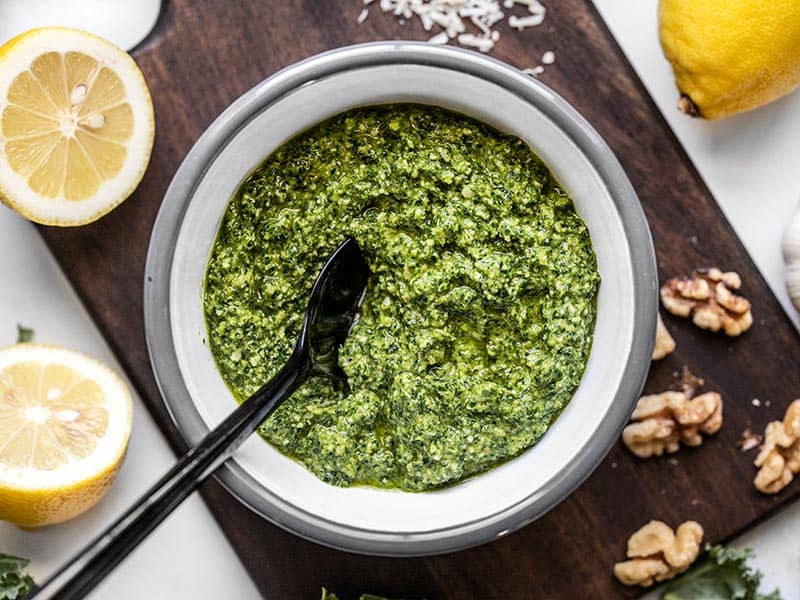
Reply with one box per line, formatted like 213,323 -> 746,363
300,238 -> 371,380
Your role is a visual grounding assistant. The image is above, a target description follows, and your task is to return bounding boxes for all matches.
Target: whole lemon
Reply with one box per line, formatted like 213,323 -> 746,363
659,0 -> 800,120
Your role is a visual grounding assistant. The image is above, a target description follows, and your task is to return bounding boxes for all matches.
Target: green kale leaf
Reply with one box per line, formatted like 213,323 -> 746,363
15,325 -> 34,344
0,553 -> 35,600
662,545 -> 782,600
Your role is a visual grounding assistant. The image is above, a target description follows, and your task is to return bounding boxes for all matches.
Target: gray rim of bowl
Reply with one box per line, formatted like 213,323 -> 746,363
144,41 -> 658,557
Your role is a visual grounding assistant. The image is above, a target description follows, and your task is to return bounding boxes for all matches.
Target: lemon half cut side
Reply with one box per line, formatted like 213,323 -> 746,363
0,27 -> 154,225
0,344 -> 133,527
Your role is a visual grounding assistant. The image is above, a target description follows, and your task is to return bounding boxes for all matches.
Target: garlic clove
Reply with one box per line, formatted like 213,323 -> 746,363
786,262 -> 800,312
785,204 -> 800,312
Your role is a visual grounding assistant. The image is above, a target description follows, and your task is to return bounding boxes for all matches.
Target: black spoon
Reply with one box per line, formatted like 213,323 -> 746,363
33,238 -> 370,600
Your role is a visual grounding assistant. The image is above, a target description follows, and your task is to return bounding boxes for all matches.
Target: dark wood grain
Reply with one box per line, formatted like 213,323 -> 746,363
34,1 -> 800,598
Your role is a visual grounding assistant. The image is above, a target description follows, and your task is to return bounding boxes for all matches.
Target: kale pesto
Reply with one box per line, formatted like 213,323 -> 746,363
204,105 -> 600,491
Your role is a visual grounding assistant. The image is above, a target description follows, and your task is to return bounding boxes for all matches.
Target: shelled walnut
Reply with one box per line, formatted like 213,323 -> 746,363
661,268 -> 752,336
622,373 -> 723,458
653,314 -> 676,360
614,520 -> 704,587
754,399 -> 800,494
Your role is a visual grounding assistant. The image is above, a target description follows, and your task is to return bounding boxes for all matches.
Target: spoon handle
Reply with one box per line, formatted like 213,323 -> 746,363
32,356 -> 305,600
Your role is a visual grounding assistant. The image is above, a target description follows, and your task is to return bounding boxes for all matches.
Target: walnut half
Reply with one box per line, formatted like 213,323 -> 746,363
614,520 -> 704,587
652,314 -> 676,360
754,399 -> 800,494
622,386 -> 723,458
661,268 -> 752,336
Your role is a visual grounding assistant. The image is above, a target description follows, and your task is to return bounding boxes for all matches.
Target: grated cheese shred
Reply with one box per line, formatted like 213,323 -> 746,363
360,0 -> 547,54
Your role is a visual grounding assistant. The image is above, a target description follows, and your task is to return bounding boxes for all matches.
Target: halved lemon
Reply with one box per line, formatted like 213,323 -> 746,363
0,27 -> 154,226
0,344 -> 133,527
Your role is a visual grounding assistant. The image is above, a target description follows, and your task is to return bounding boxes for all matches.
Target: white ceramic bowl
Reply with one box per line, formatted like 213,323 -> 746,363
144,42 -> 657,556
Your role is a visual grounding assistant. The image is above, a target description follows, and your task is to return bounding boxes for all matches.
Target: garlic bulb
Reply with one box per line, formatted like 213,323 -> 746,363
784,204 -> 800,312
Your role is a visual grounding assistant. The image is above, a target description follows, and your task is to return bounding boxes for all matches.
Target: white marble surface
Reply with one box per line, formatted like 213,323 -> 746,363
594,1 -> 800,598
1,1 -> 799,598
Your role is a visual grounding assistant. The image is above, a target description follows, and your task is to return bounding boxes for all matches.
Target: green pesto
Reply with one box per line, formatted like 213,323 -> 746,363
204,105 -> 599,491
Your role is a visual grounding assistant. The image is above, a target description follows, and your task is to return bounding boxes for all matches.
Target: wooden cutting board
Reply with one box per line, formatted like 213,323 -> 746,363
34,1 -> 800,598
